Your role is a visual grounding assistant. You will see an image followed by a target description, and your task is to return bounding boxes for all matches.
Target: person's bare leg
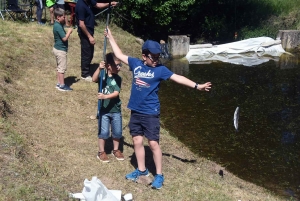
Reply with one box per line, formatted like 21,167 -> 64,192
133,135 -> 146,171
65,14 -> 70,26
149,140 -> 162,174
112,138 -> 120,150
98,138 -> 105,152
58,72 -> 64,86
57,71 -> 60,85
50,7 -> 54,24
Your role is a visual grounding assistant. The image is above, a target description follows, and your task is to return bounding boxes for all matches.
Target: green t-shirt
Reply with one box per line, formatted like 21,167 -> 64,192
100,73 -> 122,113
53,21 -> 68,52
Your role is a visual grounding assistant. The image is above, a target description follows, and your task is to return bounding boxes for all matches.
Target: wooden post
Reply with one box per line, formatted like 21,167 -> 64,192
276,30 -> 300,51
168,35 -> 190,58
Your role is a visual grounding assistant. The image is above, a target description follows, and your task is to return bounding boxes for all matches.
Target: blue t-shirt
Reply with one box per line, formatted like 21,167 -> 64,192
127,57 -> 174,115
75,0 -> 96,35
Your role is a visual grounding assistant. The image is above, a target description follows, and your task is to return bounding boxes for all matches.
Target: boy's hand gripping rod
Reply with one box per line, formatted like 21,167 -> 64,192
97,0 -> 112,119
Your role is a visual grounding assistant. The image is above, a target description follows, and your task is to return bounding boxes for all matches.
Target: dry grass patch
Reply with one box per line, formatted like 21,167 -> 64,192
0,20 -> 287,200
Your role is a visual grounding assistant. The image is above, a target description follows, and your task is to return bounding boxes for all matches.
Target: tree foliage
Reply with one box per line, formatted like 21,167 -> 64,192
113,0 -> 195,41
111,0 -> 298,43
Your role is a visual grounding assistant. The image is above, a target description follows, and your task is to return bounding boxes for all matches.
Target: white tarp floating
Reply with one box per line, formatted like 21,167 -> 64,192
186,37 -> 286,67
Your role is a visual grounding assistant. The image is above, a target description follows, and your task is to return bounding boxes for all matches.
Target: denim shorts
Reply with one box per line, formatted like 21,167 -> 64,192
128,111 -> 160,141
98,112 -> 122,139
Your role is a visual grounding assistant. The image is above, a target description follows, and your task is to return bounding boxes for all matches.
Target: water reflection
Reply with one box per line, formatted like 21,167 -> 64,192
160,53 -> 300,200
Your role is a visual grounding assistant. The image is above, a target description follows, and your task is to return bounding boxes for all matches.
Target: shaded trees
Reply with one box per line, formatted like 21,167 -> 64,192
111,0 -> 294,43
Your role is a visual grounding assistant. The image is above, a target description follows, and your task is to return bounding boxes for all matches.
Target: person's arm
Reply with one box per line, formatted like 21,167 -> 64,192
61,28 -> 73,42
105,27 -> 129,65
170,74 -> 212,91
94,1 -> 118,9
78,20 -> 95,45
98,91 -> 119,100
92,61 -> 105,82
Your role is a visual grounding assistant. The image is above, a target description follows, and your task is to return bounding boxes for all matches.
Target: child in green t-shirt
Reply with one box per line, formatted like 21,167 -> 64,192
92,53 -> 123,163
52,8 -> 73,91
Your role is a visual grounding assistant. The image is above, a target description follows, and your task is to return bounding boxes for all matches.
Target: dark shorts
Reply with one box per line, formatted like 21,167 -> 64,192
54,3 -> 65,10
128,111 -> 160,141
49,3 -> 64,9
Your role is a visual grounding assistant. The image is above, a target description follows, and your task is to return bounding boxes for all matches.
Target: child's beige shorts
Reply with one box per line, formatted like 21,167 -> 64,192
53,47 -> 67,73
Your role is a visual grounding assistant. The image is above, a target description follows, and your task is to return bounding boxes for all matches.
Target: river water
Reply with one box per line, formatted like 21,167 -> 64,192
160,53 -> 300,200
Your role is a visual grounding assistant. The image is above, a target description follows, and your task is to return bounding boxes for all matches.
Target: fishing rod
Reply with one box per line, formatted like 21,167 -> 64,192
94,6 -> 110,17
97,0 -> 112,120
94,0 -> 122,17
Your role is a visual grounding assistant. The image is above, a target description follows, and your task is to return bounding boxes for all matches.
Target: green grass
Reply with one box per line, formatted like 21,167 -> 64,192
0,19 -> 290,200
239,0 -> 300,39
269,0 -> 298,14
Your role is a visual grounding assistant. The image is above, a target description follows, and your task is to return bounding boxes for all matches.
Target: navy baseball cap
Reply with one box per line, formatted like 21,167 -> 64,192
142,40 -> 162,54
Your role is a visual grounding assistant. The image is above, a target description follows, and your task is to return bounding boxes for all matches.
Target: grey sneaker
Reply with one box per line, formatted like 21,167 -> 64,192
81,76 -> 92,82
58,85 -> 73,91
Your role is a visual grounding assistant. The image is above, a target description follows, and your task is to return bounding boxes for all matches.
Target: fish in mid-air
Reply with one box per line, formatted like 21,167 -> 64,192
234,107 -> 240,131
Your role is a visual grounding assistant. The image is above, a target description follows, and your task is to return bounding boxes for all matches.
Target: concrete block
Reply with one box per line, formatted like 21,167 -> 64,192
168,35 -> 190,58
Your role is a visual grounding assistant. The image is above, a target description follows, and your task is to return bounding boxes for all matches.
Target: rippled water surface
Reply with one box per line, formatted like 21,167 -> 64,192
160,53 -> 300,199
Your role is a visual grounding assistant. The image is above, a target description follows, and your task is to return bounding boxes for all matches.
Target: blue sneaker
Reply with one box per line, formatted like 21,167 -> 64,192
55,83 -> 60,89
151,174 -> 164,189
125,168 -> 149,181
58,85 -> 73,91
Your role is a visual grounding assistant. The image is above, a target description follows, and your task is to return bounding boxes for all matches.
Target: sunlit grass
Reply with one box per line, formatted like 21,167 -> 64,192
269,0 -> 298,14
0,19 -> 288,200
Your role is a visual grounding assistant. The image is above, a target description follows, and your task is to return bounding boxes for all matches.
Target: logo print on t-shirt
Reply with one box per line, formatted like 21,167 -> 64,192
134,77 -> 150,87
102,79 -> 116,94
133,66 -> 152,88
111,79 -> 116,86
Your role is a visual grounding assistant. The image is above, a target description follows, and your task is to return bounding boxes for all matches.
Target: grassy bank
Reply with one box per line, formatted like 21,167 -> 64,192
240,0 -> 300,39
0,20 -> 287,200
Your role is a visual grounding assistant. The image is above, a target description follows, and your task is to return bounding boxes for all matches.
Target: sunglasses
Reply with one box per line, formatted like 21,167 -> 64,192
116,63 -> 122,67
147,54 -> 161,61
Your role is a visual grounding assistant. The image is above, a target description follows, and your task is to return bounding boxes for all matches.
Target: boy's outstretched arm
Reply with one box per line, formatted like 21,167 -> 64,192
170,74 -> 212,91
105,28 -> 129,65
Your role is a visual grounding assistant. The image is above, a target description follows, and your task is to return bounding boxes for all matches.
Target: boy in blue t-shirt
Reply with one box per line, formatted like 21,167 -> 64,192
92,53 -> 123,163
105,28 -> 212,190
52,8 -> 73,91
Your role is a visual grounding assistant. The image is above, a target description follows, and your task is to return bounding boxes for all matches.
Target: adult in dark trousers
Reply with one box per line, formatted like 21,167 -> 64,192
75,0 -> 117,82
36,0 -> 44,25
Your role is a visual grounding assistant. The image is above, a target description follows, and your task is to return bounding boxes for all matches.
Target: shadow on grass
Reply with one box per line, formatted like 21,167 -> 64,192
104,136 -> 124,154
64,76 -> 80,86
90,63 -> 99,77
123,139 -> 196,176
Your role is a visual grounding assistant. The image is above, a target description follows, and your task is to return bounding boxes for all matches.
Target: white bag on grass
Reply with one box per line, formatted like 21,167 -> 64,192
82,176 -> 119,201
